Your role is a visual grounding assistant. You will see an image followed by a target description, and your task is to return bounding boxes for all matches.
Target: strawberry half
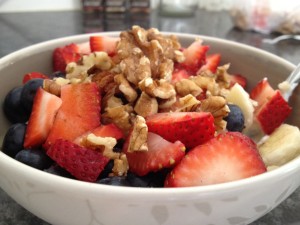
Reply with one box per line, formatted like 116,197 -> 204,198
89,36 -> 119,56
53,43 -> 87,72
123,132 -> 186,176
171,69 -> 190,83
165,132 -> 266,187
45,82 -> 101,148
24,88 -> 62,148
250,78 -> 292,134
146,112 -> 215,149
228,74 -> 247,89
199,53 -> 221,73
22,72 -> 48,84
47,139 -> 109,182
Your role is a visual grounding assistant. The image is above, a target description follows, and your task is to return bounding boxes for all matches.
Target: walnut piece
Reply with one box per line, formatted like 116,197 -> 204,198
126,115 -> 148,152
175,78 -> 203,97
112,153 -> 129,176
114,73 -> 138,103
134,92 -> 158,117
199,96 -> 230,131
139,78 -> 176,99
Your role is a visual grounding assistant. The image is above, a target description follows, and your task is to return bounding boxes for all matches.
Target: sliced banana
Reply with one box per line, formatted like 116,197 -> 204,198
258,124 -> 300,167
225,83 -> 256,131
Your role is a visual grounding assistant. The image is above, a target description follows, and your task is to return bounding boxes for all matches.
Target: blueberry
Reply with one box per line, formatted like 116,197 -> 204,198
48,71 -> 66,79
44,164 -> 74,178
3,86 -> 30,123
97,176 -> 130,186
2,123 -> 27,157
15,149 -> 53,170
126,172 -> 152,187
20,78 -> 44,112
98,160 -> 114,179
224,104 -> 245,132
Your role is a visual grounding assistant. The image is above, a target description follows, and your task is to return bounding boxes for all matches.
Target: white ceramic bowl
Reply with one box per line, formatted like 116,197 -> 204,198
0,32 -> 299,225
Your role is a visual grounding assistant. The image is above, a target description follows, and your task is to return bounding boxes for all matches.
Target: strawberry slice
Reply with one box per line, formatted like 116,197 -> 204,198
199,53 -> 221,73
146,112 -> 215,149
45,82 -> 101,148
53,43 -> 88,72
228,74 -> 247,89
250,78 -> 292,134
123,132 -> 186,176
24,88 -> 62,148
179,40 -> 209,75
164,132 -> 266,187
47,139 -> 109,182
74,123 -> 124,145
89,36 -> 119,56
171,69 -> 190,83
22,72 -> 48,84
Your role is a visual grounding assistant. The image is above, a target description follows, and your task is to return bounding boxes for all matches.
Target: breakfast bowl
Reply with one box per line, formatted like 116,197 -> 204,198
0,28 -> 300,225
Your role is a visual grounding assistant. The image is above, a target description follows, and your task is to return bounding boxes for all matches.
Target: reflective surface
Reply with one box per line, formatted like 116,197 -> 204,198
0,9 -> 299,225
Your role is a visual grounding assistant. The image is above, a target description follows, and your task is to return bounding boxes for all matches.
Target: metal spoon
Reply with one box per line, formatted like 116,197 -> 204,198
263,35 -> 300,44
281,62 -> 300,101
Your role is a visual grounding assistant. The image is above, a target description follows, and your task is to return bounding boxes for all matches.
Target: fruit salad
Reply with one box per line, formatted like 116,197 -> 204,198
2,25 -> 300,188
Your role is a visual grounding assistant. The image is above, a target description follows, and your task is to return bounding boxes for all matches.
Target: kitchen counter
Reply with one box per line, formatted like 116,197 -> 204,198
0,9 -> 300,225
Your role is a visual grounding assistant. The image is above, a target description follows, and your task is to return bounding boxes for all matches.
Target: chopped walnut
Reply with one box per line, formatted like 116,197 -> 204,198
127,115 -> 148,152
158,95 -> 177,110
199,96 -> 230,131
134,92 -> 158,117
112,153 -> 129,176
102,104 -> 134,134
139,78 -> 176,99
114,73 -> 138,103
92,71 -> 117,94
175,94 -> 201,112
175,78 -> 203,97
191,75 -> 220,96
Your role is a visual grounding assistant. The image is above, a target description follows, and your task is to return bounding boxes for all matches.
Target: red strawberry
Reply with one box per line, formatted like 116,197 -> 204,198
45,82 -> 101,148
53,43 -> 82,72
228,74 -> 247,89
146,112 -> 215,149
22,72 -> 48,84
89,36 -> 119,56
199,53 -> 221,73
74,123 -> 124,145
24,88 -> 62,148
124,132 -> 186,176
180,41 -> 209,75
171,69 -> 190,83
250,78 -> 292,134
47,139 -> 109,182
164,132 -> 266,187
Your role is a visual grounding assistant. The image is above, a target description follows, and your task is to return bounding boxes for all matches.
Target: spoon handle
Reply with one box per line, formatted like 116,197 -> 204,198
282,63 -> 300,101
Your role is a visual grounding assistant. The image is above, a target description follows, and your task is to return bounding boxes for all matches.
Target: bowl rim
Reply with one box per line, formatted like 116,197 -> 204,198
0,31 -> 298,198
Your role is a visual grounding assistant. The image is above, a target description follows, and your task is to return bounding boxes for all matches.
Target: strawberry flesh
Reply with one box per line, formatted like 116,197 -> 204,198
171,69 -> 190,83
199,53 -> 221,73
22,72 -> 48,84
228,74 -> 247,89
89,36 -> 119,56
45,82 -> 101,148
250,78 -> 292,134
146,112 -> 215,149
24,88 -> 62,148
47,139 -> 109,182
123,132 -> 186,176
165,132 -> 266,187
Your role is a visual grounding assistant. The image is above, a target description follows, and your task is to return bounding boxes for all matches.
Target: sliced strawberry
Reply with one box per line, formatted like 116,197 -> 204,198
89,36 -> 119,56
123,132 -> 186,176
165,132 -> 266,187
53,43 -> 82,72
179,40 -> 209,75
199,53 -> 221,73
171,69 -> 190,83
146,112 -> 215,149
22,72 -> 48,84
250,78 -> 292,134
47,139 -> 109,182
45,82 -> 101,148
228,74 -> 247,89
24,88 -> 62,148
74,123 -> 124,145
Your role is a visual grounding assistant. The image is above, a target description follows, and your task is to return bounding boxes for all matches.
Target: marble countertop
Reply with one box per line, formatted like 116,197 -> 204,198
0,9 -> 300,225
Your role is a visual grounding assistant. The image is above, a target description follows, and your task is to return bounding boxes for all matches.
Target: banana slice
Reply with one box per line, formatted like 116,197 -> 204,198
225,83 -> 256,131
258,124 -> 300,167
